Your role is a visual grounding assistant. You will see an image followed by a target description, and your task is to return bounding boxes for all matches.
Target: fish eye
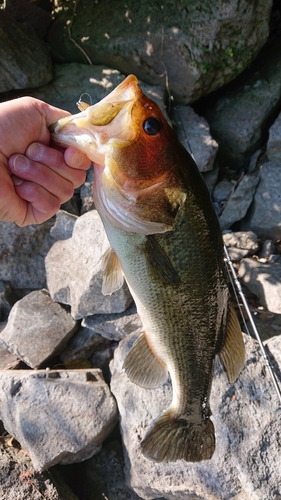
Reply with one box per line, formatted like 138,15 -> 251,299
142,117 -> 161,136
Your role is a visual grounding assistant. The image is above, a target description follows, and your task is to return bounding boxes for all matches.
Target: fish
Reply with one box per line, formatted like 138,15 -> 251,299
50,75 -> 245,463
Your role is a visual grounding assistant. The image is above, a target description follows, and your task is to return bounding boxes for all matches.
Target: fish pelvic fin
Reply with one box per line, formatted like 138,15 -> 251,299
141,408 -> 215,463
219,304 -> 245,383
101,247 -> 124,295
123,332 -> 168,389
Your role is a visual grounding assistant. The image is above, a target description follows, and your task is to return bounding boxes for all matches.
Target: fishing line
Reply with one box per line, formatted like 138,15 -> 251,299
76,93 -> 93,111
224,255 -> 251,338
224,245 -> 281,404
183,130 -> 281,404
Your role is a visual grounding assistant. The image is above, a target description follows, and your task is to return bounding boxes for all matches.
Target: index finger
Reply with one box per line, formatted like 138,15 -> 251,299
37,100 -> 71,128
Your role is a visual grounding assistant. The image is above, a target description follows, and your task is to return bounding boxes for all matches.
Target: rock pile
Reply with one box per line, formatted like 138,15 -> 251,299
1,1 -> 281,499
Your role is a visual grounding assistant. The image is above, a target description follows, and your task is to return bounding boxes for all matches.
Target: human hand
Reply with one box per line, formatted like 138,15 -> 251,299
0,97 -> 91,226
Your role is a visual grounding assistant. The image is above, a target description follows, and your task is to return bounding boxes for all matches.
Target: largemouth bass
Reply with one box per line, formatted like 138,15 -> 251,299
51,75 -> 245,462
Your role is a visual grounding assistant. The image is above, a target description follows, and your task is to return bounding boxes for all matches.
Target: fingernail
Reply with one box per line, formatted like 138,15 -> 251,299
27,143 -> 44,161
12,155 -> 30,172
70,151 -> 84,167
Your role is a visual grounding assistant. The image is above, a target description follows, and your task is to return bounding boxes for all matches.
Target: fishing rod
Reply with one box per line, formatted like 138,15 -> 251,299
224,245 -> 281,404
174,108 -> 281,404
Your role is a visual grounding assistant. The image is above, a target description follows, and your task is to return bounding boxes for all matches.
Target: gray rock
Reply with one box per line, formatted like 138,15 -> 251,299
0,322 -> 6,334
248,149 -> 263,173
223,230 -> 259,261
0,220 -> 54,290
50,210 -> 78,241
60,192 -> 81,217
212,178 -> 234,204
5,0 -> 52,39
60,325 -> 111,362
90,345 -> 117,375
246,311 -> 281,342
224,247 -> 250,262
206,37 -> 281,169
173,105 -> 218,172
47,0 -> 272,104
265,334 -> 281,370
46,210 -> 132,320
239,257 -> 281,314
267,111 -> 281,163
0,10 -> 52,93
0,290 -> 78,368
110,332 -> 281,499
202,166 -> 220,194
0,369 -> 118,470
0,281 -> 12,322
83,302 -> 142,342
219,172 -> 260,230
0,436 -> 79,500
259,239 -> 276,260
241,161 -> 281,239
74,439 -> 143,500
0,343 -> 20,370
80,165 -> 95,214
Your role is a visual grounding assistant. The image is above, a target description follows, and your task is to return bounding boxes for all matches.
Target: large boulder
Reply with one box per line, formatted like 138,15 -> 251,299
205,37 -> 281,170
0,220 -> 54,291
267,110 -> 281,163
0,369 -> 118,470
173,105 -> 218,172
239,257 -> 281,314
110,332 -> 281,499
218,172 -> 260,231
0,290 -> 78,368
47,0 -> 273,103
0,10 -> 52,93
45,210 -> 132,320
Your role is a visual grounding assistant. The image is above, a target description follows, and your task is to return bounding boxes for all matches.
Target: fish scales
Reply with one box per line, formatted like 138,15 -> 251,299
50,74 -> 245,463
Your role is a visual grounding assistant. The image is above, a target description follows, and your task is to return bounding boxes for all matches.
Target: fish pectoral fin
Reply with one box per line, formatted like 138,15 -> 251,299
145,235 -> 181,286
123,331 -> 168,389
218,305 -> 245,383
101,247 -> 124,295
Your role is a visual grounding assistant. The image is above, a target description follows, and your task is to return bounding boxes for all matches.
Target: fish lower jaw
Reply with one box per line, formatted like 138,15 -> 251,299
52,133 -> 90,149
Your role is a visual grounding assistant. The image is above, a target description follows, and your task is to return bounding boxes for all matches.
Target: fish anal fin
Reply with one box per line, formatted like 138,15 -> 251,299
123,332 -> 168,389
219,305 -> 245,383
145,235 -> 181,286
101,247 -> 124,295
141,408 -> 215,463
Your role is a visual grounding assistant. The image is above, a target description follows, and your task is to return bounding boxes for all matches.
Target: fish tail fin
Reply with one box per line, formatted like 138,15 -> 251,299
141,408 -> 215,463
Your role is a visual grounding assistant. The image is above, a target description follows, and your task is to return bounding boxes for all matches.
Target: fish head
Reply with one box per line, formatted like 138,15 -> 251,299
51,75 -> 187,234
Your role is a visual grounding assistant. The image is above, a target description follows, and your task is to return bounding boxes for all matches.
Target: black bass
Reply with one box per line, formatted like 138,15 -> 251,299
50,75 -> 245,462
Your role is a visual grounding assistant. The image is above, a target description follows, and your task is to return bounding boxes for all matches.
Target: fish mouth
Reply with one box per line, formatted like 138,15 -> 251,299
50,75 -> 141,162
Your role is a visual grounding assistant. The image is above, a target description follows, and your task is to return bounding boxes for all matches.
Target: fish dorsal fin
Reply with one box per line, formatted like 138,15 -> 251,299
145,235 -> 181,286
101,247 -> 124,295
123,332 -> 168,389
218,305 -> 245,383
